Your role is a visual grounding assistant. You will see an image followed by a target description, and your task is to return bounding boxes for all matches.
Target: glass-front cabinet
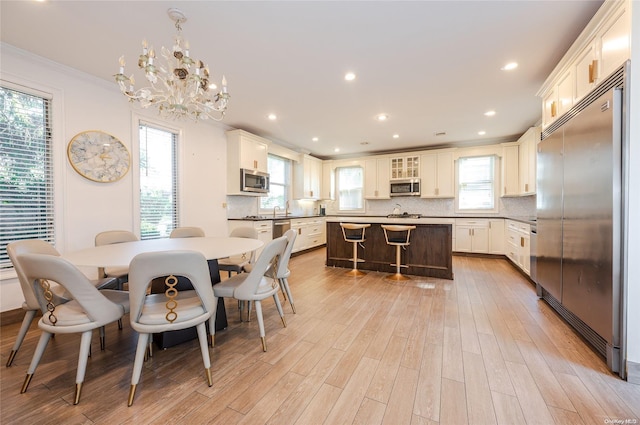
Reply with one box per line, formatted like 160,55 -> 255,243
390,155 -> 419,179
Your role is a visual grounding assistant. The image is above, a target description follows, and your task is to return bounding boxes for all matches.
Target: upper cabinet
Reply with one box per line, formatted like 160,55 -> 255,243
501,143 -> 520,197
539,0 -> 630,129
293,154 -> 322,200
226,129 -> 270,195
420,150 -> 454,198
518,127 -> 540,195
390,155 -> 419,179
321,160 -> 334,200
364,158 -> 390,199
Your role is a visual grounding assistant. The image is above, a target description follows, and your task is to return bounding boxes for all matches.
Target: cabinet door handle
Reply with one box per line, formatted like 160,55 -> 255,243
525,183 -> 529,192
489,222 -> 492,229
504,186 -> 507,195
588,59 -> 599,84
253,159 -> 258,169
551,101 -> 557,118
521,237 -> 524,247
310,190 -> 313,197
435,188 -> 439,196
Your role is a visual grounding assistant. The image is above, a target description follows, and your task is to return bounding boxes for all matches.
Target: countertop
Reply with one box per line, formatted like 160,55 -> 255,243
228,215 -> 536,225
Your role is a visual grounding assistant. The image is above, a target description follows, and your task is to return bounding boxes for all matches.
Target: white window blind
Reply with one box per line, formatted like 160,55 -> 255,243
336,166 -> 364,211
0,86 -> 54,268
139,123 -> 178,239
457,156 -> 496,211
260,154 -> 290,210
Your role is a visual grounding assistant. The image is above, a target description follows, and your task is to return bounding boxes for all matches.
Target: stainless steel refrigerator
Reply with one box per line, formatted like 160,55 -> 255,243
536,65 -> 626,375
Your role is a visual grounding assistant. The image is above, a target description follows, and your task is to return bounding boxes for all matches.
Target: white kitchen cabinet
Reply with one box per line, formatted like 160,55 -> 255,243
518,127 -> 540,195
227,219 -> 273,258
501,143 -> 520,197
293,154 -> 322,200
505,219 -> 531,275
455,219 -> 489,253
321,160 -> 334,200
364,158 -> 390,199
291,217 -> 326,253
488,219 -> 504,255
226,130 -> 270,195
390,155 -> 419,179
420,150 -> 454,198
539,0 -> 630,128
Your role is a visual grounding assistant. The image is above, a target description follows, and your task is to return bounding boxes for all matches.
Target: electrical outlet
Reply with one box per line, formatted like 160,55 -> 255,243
222,202 -> 227,208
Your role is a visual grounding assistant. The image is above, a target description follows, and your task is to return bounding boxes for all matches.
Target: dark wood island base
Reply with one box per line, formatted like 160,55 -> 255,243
326,221 -> 453,280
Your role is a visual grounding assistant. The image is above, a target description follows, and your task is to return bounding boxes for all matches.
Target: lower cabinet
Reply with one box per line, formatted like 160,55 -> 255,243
505,219 -> 530,275
455,219 -> 489,253
291,217 -> 326,253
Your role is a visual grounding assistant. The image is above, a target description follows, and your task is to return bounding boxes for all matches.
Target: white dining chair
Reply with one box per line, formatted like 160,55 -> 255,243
126,250 -> 217,406
17,253 -> 130,405
169,226 -> 205,238
95,230 -> 138,290
218,227 -> 259,277
213,236 -> 288,352
5,240 -> 118,367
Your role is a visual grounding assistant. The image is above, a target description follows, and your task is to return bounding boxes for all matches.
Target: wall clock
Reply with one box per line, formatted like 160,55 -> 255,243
67,130 -> 130,182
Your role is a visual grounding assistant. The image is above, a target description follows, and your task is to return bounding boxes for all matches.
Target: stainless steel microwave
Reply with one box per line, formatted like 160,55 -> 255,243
390,178 -> 420,197
240,168 -> 270,193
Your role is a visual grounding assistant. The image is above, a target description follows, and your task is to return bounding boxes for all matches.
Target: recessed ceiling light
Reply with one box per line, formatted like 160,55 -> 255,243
478,131 -> 486,136
434,131 -> 446,136
267,113 -> 277,121
376,114 -> 388,122
393,134 -> 399,139
344,72 -> 356,81
501,62 -> 518,71
334,148 -> 340,152
360,141 -> 370,145
484,110 -> 496,116
312,137 -> 319,142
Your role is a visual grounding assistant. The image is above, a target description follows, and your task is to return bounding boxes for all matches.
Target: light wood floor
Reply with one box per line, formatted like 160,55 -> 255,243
1,249 -> 639,424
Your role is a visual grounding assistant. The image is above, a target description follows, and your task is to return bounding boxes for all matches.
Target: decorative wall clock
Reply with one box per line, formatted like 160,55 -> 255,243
67,130 -> 130,182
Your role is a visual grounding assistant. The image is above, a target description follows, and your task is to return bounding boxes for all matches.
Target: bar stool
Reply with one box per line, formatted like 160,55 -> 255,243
381,224 -> 416,281
340,223 -> 371,276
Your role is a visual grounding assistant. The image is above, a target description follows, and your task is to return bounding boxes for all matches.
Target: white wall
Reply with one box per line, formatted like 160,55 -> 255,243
0,45 -> 229,311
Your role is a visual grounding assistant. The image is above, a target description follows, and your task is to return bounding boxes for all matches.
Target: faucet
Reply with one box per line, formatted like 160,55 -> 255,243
285,201 -> 290,217
273,206 -> 281,218
393,203 -> 402,215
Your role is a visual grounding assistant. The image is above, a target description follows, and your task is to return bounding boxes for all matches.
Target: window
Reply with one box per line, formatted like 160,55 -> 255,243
456,155 -> 497,212
260,154 -> 290,210
336,166 -> 364,212
139,123 -> 178,239
0,86 -> 54,268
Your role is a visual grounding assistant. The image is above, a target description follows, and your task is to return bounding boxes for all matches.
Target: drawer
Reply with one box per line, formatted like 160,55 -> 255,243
455,219 -> 489,227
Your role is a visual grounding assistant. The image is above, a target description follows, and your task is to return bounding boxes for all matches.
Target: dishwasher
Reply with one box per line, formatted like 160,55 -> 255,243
272,219 -> 291,238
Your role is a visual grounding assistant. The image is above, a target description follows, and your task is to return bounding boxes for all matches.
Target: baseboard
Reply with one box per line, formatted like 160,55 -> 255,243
627,360 -> 640,385
0,308 -> 34,326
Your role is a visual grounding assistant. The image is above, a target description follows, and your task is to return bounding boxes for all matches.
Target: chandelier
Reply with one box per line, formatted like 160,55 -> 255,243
114,8 -> 230,121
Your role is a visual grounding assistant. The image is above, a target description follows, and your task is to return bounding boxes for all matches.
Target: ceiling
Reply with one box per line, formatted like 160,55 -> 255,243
1,1 -> 603,159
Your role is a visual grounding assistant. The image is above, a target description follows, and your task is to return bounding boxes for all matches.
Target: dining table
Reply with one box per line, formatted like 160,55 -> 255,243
63,236 -> 263,348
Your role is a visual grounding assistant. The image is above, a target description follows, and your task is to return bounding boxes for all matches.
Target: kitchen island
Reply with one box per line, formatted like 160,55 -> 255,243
326,217 -> 454,279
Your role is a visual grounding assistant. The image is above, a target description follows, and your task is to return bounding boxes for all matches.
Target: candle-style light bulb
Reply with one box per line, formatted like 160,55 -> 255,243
222,75 -> 228,93
185,41 -> 190,58
118,56 -> 125,74
142,39 -> 148,54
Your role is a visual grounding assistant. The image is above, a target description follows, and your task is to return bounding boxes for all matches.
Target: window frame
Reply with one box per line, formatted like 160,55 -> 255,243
335,165 -> 365,213
259,153 -> 291,212
455,155 -> 499,214
0,80 -> 62,271
136,119 -> 180,240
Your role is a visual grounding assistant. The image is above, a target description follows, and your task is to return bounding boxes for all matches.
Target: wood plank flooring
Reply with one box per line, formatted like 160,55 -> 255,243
1,250 -> 639,424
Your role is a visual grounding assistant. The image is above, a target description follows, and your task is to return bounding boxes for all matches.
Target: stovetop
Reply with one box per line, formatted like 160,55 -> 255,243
387,213 -> 422,219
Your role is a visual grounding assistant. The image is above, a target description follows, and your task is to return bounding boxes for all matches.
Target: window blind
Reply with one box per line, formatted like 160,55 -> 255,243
0,86 -> 54,268
458,156 -> 496,210
260,154 -> 290,210
337,166 -> 364,211
139,123 -> 178,240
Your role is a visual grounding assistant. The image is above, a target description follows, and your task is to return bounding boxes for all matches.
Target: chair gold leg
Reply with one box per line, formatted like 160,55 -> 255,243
128,384 -> 137,407
208,334 -> 215,347
6,350 -> 17,367
118,319 -> 123,330
346,268 -> 366,276
205,368 -> 213,386
73,383 -> 82,405
291,304 -> 297,314
281,316 -> 287,328
20,374 -> 33,393
261,337 -> 267,352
